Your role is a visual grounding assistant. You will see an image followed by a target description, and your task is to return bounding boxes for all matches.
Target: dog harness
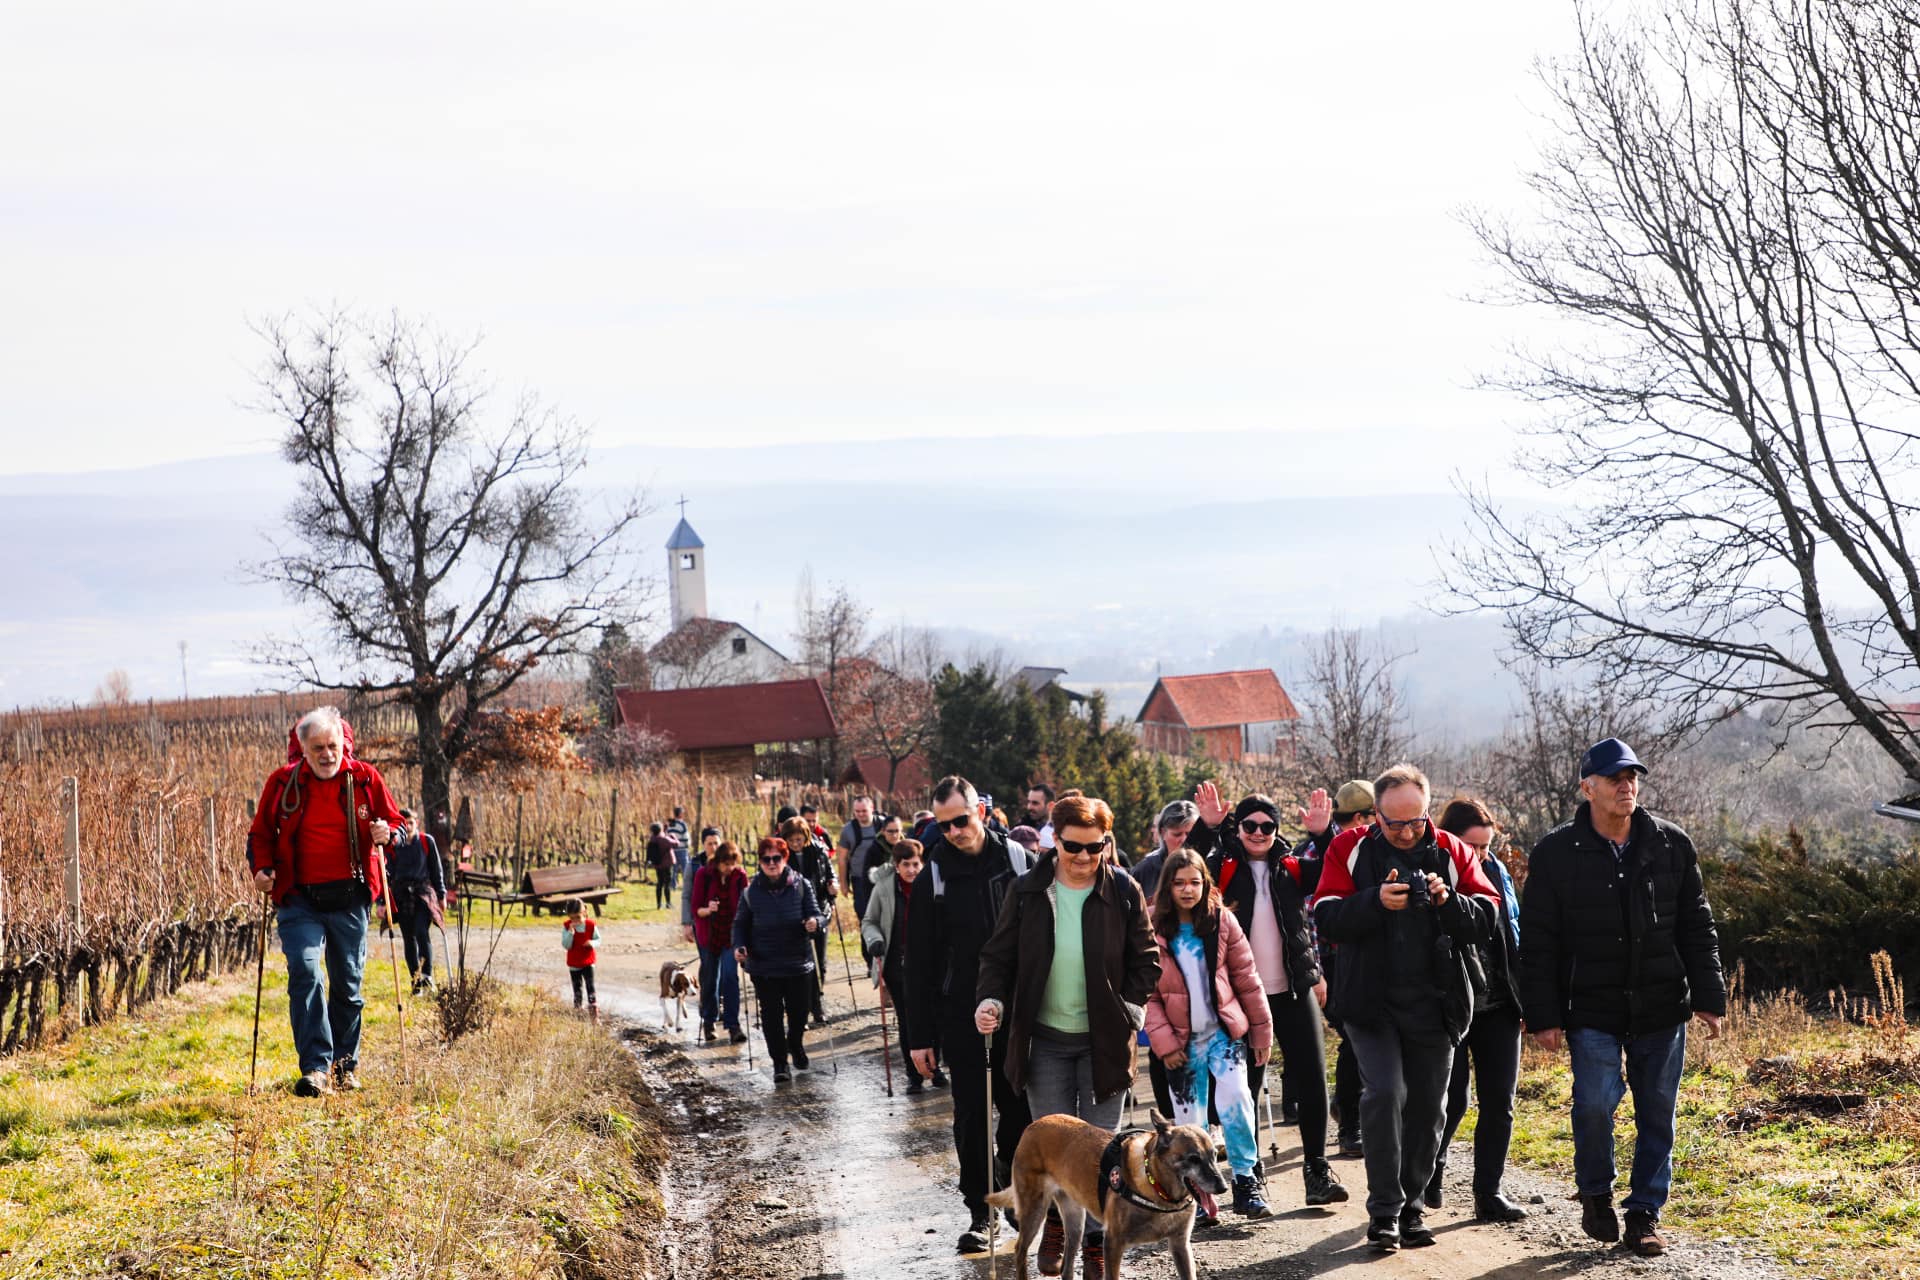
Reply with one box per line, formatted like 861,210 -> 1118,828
1097,1130 -> 1192,1215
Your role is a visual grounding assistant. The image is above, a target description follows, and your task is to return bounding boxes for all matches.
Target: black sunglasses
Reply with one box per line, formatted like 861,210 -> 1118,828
940,813 -> 975,831
1239,819 -> 1278,836
1057,836 -> 1109,855
759,850 -> 787,861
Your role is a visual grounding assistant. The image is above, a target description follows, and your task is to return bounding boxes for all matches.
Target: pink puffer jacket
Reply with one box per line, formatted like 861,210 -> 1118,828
1144,908 -> 1273,1061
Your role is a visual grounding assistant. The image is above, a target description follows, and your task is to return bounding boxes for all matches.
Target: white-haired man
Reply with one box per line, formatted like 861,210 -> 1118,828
245,706 -> 405,1096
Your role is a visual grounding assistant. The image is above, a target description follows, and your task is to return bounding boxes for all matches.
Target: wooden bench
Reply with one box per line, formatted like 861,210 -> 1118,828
454,866 -> 521,920
520,862 -> 624,916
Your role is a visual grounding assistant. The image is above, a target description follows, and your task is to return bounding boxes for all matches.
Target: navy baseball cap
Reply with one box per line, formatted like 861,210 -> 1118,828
1580,738 -> 1648,779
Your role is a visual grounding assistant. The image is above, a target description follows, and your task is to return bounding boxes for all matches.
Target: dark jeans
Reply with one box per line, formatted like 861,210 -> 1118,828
569,964 -> 597,1006
1345,1019 -> 1456,1219
753,972 -> 814,1069
941,1012 -> 1032,1215
277,894 -> 368,1075
697,945 -> 741,1031
1439,1005 -> 1522,1196
1246,990 -> 1330,1164
396,902 -> 434,979
1569,1022 -> 1687,1213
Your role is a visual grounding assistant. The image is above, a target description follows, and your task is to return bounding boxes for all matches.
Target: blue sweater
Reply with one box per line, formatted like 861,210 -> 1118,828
732,868 -> 828,979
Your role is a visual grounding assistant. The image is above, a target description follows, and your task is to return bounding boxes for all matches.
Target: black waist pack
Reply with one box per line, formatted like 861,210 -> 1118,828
303,879 -> 367,913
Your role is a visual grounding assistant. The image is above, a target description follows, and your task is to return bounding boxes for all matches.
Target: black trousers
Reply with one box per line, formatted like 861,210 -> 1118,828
569,965 -> 596,1006
752,972 -> 814,1069
1325,1012 -> 1363,1135
1245,990 -> 1331,1164
1346,1019 -> 1455,1219
940,1011 -> 1031,1215
654,873 -> 673,908
810,930 -> 830,1012
397,903 -> 434,979
883,958 -> 934,1084
1439,1005 -> 1523,1196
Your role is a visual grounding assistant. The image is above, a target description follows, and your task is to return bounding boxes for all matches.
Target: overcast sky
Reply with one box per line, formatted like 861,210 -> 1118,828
0,1 -> 1578,477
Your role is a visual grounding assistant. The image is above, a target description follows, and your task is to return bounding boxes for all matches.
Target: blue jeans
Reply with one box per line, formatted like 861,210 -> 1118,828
1568,1023 -> 1687,1213
277,894 -> 369,1075
697,944 -> 741,1030
1167,1028 -> 1260,1177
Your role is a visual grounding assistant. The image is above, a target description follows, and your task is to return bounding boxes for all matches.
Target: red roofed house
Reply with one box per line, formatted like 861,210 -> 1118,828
837,752 -> 932,799
614,677 -> 838,777
1137,669 -> 1301,763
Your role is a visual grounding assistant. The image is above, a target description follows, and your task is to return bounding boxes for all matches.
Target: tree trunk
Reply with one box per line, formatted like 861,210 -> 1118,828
413,693 -> 453,849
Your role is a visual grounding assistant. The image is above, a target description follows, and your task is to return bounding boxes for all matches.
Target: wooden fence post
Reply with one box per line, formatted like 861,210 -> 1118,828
605,788 -> 620,878
206,796 -> 218,883
63,776 -> 81,932
514,794 -> 525,887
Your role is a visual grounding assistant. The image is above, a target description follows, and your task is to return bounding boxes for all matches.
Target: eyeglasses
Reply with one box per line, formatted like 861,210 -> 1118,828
1239,819 -> 1278,836
759,851 -> 786,863
1057,836 -> 1109,855
1380,815 -> 1430,832
940,813 -> 975,831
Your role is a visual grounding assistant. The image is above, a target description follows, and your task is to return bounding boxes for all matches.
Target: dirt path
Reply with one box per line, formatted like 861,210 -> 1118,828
481,919 -> 1798,1280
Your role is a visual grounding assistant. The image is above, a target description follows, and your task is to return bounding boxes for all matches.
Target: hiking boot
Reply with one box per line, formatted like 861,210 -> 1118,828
905,1075 -> 925,1096
1399,1208 -> 1436,1248
1366,1215 -> 1401,1252
1232,1173 -> 1271,1219
728,1026 -> 747,1044
1337,1128 -> 1364,1157
956,1212 -> 992,1253
331,1062 -> 362,1092
293,1070 -> 332,1098
1624,1209 -> 1666,1257
1080,1237 -> 1105,1280
1303,1159 -> 1349,1206
1424,1161 -> 1445,1209
791,1048 -> 810,1071
1475,1191 -> 1529,1223
1194,1201 -> 1218,1230
930,1068 -> 949,1088
772,1065 -> 792,1083
700,1021 -> 715,1042
1037,1210 -> 1066,1276
1580,1194 -> 1620,1242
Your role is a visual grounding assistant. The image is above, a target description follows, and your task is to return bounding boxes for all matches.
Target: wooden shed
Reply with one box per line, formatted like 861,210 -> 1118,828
1137,669 -> 1300,763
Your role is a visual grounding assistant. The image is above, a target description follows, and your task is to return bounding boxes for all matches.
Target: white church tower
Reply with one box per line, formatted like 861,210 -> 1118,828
666,499 -> 708,627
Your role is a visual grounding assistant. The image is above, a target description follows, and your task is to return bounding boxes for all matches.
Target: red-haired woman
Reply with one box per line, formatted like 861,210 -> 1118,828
732,836 -> 829,1083
975,795 -> 1160,1278
1144,849 -> 1273,1221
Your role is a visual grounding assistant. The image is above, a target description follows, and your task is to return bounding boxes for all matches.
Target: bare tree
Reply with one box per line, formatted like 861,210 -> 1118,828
1451,0 -> 1920,787
844,626 -> 943,792
93,670 -> 132,707
250,310 -> 648,827
792,571 -> 871,777
1296,627 -> 1409,786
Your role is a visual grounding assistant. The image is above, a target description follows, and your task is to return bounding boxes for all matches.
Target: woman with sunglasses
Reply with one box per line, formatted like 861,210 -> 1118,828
732,835 -> 830,1083
1192,782 -> 1350,1210
975,795 -> 1160,1280
1429,796 -> 1527,1222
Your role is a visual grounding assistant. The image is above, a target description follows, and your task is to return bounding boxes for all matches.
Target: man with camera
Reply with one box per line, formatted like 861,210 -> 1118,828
1311,765 -> 1502,1252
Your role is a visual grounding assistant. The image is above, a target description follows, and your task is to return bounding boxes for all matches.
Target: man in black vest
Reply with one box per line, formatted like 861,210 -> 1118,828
906,775 -> 1032,1254
1519,739 -> 1725,1258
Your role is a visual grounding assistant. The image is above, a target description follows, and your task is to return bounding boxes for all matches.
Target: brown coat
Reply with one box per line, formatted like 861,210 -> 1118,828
975,856 -> 1161,1103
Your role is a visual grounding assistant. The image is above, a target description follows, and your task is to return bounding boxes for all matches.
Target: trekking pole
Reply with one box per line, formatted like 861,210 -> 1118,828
247,885 -> 272,1095
985,1027 -> 999,1279
1261,1079 -> 1280,1161
876,979 -> 894,1098
831,901 -> 860,1013
378,848 -> 410,1085
815,964 -> 842,1076
743,965 -> 758,1073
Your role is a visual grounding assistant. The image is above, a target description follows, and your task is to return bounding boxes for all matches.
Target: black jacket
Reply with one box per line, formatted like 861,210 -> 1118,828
732,867 -> 828,980
1194,820 -> 1323,993
1519,803 -> 1726,1037
904,829 -> 1022,1050
792,837 -> 839,905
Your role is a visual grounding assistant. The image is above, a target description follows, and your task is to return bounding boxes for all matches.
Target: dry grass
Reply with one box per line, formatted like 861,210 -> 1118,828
0,957 -> 666,1280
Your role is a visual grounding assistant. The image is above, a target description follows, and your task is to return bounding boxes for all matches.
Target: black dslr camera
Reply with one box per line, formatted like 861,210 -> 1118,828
1402,869 -> 1432,908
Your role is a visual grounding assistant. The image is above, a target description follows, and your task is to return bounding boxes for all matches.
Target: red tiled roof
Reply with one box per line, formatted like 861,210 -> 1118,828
1141,669 -> 1299,729
613,678 -> 838,750
838,752 -> 931,796
647,618 -> 741,668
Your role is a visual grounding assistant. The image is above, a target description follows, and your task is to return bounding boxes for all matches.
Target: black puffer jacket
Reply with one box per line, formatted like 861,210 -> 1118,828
1193,820 -> 1323,993
1518,803 -> 1727,1037
904,829 -> 1023,1050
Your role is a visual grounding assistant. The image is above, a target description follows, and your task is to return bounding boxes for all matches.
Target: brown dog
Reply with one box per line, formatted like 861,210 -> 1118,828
988,1110 -> 1226,1280
658,960 -> 699,1032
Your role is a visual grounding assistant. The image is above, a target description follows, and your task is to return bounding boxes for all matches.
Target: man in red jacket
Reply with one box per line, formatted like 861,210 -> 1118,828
246,706 -> 404,1097
1311,764 -> 1501,1253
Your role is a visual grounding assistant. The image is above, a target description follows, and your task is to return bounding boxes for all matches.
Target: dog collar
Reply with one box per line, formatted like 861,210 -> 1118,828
1097,1131 -> 1192,1215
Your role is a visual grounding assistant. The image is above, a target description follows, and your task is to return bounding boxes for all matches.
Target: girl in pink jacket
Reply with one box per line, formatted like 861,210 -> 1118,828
1144,849 -> 1275,1221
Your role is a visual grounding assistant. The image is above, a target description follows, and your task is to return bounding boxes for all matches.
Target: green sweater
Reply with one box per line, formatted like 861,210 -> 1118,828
1037,882 -> 1093,1034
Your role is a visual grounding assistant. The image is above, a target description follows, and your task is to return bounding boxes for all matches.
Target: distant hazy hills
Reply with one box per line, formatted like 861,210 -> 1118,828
0,431 -> 1536,727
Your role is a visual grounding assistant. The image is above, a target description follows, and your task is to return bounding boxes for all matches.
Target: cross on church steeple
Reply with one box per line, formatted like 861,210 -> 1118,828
677,494 -> 689,518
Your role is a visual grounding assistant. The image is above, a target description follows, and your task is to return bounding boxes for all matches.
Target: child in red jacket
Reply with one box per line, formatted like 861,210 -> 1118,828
562,899 -> 598,1012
